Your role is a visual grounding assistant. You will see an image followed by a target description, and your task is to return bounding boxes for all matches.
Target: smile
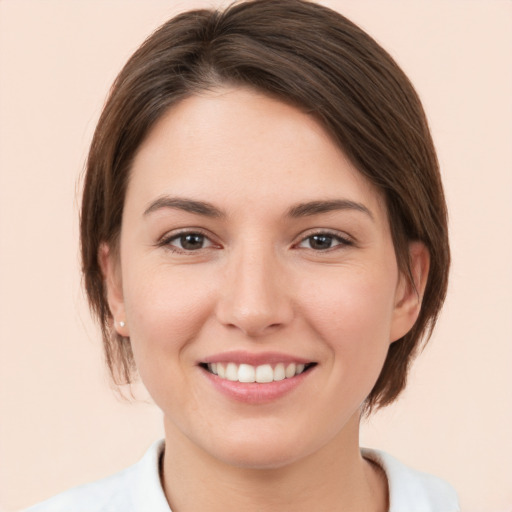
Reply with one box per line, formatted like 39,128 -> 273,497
203,362 -> 315,383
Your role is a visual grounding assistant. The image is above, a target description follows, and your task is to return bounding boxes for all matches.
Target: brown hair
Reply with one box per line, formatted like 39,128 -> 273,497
81,0 -> 449,413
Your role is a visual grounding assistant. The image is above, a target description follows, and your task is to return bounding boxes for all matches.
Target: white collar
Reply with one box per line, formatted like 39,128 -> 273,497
135,442 -> 459,512
361,448 -> 460,512
28,440 -> 458,512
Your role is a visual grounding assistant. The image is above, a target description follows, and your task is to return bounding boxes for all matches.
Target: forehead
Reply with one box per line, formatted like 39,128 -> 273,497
126,87 -> 388,222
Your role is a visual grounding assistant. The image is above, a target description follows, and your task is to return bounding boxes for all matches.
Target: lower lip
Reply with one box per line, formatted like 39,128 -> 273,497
201,367 -> 313,404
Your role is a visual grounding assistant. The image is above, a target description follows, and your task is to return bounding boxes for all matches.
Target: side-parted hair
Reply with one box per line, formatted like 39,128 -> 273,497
81,0 -> 449,413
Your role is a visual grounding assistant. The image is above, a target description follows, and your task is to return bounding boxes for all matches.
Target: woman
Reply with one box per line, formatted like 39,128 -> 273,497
26,0 -> 459,510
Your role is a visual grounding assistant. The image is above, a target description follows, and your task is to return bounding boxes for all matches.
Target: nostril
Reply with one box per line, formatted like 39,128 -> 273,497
219,314 -> 288,338
214,263 -> 294,336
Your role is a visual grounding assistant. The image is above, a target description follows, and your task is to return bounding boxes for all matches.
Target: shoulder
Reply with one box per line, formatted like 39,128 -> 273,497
23,468 -> 135,512
24,440 -> 171,512
362,448 -> 460,512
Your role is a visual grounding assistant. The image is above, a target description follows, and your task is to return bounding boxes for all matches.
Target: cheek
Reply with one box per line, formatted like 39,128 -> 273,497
302,263 -> 397,331
121,261 -> 217,370
299,265 -> 398,382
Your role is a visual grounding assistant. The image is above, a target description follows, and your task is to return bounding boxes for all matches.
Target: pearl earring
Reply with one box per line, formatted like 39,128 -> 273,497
118,320 -> 125,328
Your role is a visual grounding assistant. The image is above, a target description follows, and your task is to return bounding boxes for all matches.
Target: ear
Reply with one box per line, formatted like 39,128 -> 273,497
98,243 -> 129,337
390,241 -> 430,343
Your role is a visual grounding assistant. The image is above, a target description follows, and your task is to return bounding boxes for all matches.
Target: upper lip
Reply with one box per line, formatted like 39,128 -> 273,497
200,351 -> 314,366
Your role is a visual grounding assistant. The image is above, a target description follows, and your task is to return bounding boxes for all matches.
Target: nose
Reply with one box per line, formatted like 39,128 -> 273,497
215,243 -> 294,338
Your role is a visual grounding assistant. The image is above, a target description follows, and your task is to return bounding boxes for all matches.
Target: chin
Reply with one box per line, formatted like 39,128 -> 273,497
215,442 -> 305,470
202,423 -> 322,470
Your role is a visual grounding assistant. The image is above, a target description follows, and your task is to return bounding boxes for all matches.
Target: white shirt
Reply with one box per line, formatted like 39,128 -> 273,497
25,440 -> 460,512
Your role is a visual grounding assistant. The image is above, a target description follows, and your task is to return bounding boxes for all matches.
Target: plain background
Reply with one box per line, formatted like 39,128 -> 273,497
0,1 -> 511,510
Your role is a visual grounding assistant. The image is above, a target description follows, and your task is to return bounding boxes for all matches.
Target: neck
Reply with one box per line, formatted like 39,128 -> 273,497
160,414 -> 388,512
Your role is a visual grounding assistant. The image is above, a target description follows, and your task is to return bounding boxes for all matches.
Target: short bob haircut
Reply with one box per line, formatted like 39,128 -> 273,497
81,0 -> 449,414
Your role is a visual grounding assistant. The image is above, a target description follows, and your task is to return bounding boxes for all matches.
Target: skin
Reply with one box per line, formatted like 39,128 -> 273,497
101,87 -> 429,512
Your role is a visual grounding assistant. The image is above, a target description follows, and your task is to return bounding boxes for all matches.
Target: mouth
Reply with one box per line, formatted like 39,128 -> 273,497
199,361 -> 317,383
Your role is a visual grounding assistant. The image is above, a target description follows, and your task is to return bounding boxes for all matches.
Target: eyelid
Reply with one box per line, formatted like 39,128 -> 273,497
293,229 -> 355,249
157,228 -> 221,252
155,227 -> 354,253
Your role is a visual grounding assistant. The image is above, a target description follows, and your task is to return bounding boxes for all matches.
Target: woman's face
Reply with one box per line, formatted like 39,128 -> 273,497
104,87 -> 423,469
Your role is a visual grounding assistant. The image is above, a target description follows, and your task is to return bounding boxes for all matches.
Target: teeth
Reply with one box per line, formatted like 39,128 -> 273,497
206,362 -> 310,383
285,363 -> 296,378
238,364 -> 255,383
273,363 -> 285,381
226,363 -> 238,381
255,364 -> 273,383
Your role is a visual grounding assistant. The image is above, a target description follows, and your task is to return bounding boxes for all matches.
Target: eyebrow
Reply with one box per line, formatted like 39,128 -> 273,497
143,196 -> 373,221
143,196 -> 225,218
287,199 -> 374,220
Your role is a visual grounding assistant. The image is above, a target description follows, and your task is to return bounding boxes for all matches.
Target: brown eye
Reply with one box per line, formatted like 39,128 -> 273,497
164,232 -> 214,252
297,232 -> 352,251
308,234 -> 335,250
179,233 -> 206,250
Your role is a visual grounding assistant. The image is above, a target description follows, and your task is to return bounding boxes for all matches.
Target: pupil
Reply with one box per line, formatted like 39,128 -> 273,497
181,234 -> 203,250
311,235 -> 332,250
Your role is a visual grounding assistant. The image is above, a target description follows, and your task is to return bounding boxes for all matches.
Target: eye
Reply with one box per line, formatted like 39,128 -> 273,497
160,231 -> 215,252
297,232 -> 352,251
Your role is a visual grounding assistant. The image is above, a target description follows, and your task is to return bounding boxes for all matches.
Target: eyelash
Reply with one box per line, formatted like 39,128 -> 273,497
157,229 -> 354,254
295,230 -> 354,251
157,229 -> 216,254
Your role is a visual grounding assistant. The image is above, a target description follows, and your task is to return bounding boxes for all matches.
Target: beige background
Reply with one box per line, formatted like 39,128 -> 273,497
0,1 -> 511,511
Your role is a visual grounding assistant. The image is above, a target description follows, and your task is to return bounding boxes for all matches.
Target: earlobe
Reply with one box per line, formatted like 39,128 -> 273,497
390,241 -> 430,343
98,243 -> 129,337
